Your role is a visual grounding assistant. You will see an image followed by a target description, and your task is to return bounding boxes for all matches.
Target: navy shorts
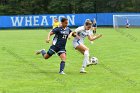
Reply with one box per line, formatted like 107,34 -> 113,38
126,23 -> 129,25
47,45 -> 66,56
93,24 -> 97,27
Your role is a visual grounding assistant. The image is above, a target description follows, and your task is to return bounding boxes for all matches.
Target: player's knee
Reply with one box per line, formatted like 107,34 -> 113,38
44,56 -> 49,59
85,48 -> 89,51
84,50 -> 89,57
61,57 -> 66,61
44,54 -> 50,59
44,57 -> 48,59
60,53 -> 66,61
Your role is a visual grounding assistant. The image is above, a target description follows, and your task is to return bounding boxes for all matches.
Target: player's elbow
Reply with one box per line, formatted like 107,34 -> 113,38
49,32 -> 54,36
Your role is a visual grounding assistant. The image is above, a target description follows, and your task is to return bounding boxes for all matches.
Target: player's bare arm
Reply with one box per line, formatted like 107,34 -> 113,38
88,34 -> 102,41
46,31 -> 54,43
68,31 -> 73,39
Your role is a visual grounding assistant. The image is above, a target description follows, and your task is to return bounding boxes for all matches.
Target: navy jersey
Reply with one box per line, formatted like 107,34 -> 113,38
52,27 -> 72,48
52,27 -> 58,40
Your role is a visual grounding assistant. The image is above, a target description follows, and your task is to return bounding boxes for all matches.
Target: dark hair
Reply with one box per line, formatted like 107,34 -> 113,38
85,21 -> 92,26
61,17 -> 68,22
54,18 -> 58,20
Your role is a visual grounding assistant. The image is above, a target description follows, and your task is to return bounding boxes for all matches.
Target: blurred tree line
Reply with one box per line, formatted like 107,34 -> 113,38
0,0 -> 140,15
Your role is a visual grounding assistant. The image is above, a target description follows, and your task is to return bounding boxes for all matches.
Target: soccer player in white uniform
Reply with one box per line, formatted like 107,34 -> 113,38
84,19 -> 97,44
72,21 -> 102,73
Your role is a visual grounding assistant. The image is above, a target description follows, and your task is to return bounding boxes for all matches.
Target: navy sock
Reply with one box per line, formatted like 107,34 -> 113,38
59,61 -> 65,72
93,30 -> 96,34
41,50 -> 46,56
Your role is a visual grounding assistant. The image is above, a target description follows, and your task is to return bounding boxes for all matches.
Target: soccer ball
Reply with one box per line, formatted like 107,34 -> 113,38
90,57 -> 98,65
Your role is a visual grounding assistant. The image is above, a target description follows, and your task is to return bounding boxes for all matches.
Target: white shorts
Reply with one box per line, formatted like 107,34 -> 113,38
73,40 -> 83,48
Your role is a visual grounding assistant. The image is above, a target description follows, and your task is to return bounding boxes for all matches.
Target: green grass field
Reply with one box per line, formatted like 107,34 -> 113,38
0,28 -> 139,93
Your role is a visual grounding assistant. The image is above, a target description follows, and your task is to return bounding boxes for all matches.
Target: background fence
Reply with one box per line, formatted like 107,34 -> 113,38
0,13 -> 139,28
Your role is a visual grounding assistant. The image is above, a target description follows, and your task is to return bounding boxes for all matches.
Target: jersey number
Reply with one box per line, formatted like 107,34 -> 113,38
62,35 -> 67,39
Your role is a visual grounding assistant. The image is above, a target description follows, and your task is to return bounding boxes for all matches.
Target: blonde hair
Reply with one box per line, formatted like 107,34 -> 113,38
85,19 -> 91,23
84,21 -> 92,27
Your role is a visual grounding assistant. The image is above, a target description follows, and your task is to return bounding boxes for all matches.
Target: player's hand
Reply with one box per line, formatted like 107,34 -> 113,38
97,34 -> 102,38
46,39 -> 50,43
92,34 -> 102,41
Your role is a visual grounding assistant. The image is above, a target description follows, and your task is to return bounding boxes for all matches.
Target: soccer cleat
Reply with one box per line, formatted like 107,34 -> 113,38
35,49 -> 45,55
80,68 -> 87,73
59,71 -> 66,75
87,62 -> 94,67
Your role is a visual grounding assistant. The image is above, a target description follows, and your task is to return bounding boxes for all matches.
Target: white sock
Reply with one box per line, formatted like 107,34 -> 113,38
82,50 -> 89,68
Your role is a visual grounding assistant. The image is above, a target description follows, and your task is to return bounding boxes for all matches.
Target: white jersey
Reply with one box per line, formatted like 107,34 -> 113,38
73,26 -> 92,43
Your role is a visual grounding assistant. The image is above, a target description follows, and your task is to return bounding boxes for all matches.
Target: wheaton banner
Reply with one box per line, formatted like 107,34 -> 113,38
0,14 -> 96,28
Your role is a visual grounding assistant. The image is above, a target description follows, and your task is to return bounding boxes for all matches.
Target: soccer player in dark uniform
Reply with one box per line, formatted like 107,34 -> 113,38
36,18 -> 72,74
92,18 -> 97,34
126,18 -> 130,28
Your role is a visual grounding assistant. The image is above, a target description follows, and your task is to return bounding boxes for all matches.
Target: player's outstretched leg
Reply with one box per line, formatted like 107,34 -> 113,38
94,30 -> 96,34
75,44 -> 92,73
75,44 -> 94,73
93,30 -> 95,34
59,53 -> 66,74
36,49 -> 45,55
93,30 -> 96,34
36,49 -> 51,59
81,50 -> 89,73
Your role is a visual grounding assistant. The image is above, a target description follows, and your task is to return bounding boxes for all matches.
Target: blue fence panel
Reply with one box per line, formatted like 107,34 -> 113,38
97,13 -> 114,26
